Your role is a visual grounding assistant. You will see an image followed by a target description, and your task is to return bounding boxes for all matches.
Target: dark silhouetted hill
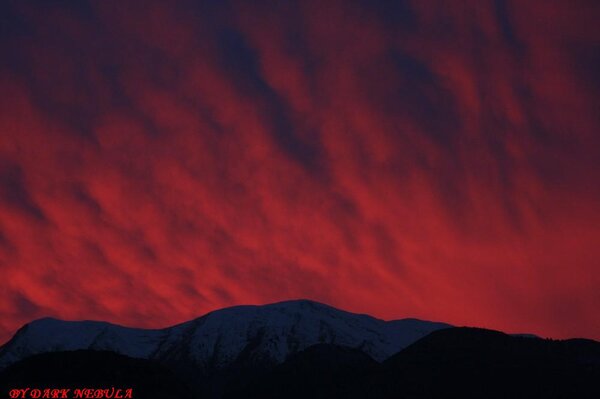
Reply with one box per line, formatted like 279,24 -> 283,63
369,327 -> 600,398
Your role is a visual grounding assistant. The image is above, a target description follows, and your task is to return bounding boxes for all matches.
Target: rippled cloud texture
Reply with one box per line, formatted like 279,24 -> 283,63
1,0 -> 599,343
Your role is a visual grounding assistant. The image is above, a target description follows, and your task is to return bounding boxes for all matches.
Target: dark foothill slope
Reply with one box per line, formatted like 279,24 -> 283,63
224,343 -> 379,399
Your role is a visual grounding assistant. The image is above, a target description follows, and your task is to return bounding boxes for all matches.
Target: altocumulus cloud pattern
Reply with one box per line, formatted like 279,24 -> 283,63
0,0 -> 599,343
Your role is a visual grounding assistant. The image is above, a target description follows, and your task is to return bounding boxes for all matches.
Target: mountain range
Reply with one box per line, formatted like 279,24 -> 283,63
0,300 -> 450,368
1,300 -> 599,398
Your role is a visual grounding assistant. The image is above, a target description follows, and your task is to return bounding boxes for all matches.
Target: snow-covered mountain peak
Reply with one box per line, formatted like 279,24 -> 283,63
0,300 -> 451,371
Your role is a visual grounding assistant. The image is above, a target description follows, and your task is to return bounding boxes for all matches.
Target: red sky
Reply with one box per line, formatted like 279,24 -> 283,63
0,0 -> 599,344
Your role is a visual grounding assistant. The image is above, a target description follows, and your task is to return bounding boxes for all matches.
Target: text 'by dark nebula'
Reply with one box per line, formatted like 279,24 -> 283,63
1,0 -> 599,343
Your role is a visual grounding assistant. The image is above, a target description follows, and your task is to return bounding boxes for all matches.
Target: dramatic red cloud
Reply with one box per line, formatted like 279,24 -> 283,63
1,0 -> 599,343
